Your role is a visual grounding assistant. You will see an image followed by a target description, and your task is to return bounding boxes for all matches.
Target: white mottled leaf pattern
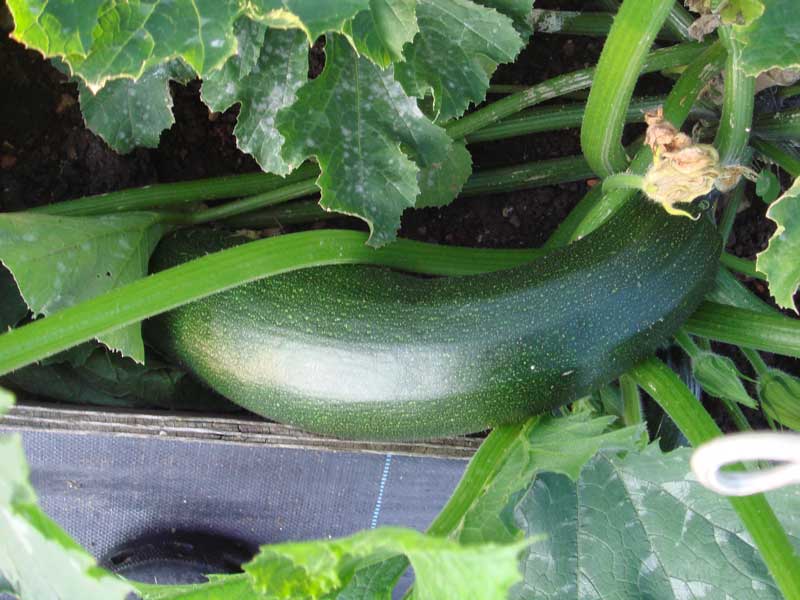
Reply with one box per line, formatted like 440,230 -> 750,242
512,445 -> 799,599
78,60 -> 194,153
277,34 -> 451,246
202,23 -> 308,175
395,0 -> 524,121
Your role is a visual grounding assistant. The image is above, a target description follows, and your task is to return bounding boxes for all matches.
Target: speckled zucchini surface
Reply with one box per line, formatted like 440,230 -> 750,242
146,199 -> 720,440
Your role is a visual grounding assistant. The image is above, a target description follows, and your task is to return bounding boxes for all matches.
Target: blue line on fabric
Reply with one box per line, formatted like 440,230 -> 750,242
370,453 -> 393,529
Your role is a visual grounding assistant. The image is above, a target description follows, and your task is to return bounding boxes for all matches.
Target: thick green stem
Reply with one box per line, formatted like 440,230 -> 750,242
753,107 -> 800,142
674,328 -> 702,358
631,358 -> 800,600
720,253 -> 766,280
742,347 -> 770,377
718,184 -> 744,245
714,28 -> 755,166
466,96 -> 697,144
663,1 -> 696,42
220,155 -> 596,228
708,266 -> 780,316
461,155 -> 593,196
777,84 -> 800,100
173,179 -> 320,225
685,302 -> 800,358
530,10 -> 615,37
222,199 -> 331,228
752,139 -> 800,177
427,423 -> 526,536
598,0 -> 694,41
581,0 -> 675,176
619,373 -> 643,427
0,233 -> 542,374
566,41 -> 726,241
446,42 -> 708,140
532,8 -> 686,41
601,173 -> 645,193
31,163 -> 321,217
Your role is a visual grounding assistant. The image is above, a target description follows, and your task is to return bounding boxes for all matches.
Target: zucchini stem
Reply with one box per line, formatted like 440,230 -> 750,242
619,373 -> 644,429
752,139 -> 800,177
714,27 -> 755,166
446,42 -> 708,140
581,0 -> 676,177
563,41 -> 726,242
601,173 -> 646,194
720,253 -> 765,280
718,183 -> 744,245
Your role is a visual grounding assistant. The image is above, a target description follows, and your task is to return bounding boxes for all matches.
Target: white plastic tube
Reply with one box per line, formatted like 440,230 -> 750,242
691,432 -> 800,496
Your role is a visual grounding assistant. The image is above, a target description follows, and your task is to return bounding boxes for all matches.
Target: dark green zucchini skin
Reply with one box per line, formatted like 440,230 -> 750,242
147,199 -> 720,440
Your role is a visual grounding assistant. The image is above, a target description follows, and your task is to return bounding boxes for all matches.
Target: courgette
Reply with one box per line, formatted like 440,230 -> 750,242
147,199 -> 720,440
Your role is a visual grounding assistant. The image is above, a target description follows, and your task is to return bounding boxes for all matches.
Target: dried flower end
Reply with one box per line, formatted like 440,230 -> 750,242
644,107 -> 692,154
640,107 -> 753,218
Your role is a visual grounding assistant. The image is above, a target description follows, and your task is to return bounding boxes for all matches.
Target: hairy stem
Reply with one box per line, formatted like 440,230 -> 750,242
581,0 -> 675,176
714,28 -> 755,165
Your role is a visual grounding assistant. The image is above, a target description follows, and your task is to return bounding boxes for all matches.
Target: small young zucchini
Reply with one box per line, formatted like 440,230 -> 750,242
147,199 -> 720,440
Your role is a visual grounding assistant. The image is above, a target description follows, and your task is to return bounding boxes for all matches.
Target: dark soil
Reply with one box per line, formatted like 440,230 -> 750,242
1,2 -> 797,428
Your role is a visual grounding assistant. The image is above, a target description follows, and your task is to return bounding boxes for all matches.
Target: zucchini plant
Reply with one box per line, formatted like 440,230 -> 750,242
2,0 -> 800,598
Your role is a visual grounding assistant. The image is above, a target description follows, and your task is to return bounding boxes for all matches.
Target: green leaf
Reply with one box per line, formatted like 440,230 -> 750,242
756,169 -> 781,204
244,528 -> 527,600
730,0 -> 800,76
7,0 -> 405,91
136,574 -> 258,600
758,367 -> 800,430
277,34 -> 451,246
0,212 -> 167,361
336,556 -> 406,600
415,142 -> 472,208
344,415 -> 642,595
248,0 -> 371,41
202,23 -> 308,175
3,347 -> 229,411
691,351 -> 757,408
141,529 -> 527,600
512,444 -> 799,599
473,0 -> 534,35
720,0 -> 765,25
0,387 -> 12,414
756,177 -> 800,312
344,0 -> 419,68
78,60 -> 194,154
0,266 -> 27,332
0,413 -> 132,599
15,1 -> 243,91
5,0 -> 105,57
395,0 -> 524,122
453,415 -> 641,545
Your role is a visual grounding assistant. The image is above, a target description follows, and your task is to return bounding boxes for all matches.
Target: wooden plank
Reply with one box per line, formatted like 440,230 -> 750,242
0,401 -> 481,459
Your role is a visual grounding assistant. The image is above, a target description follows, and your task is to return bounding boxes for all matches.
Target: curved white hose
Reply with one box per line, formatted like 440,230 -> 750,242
691,432 -> 800,496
